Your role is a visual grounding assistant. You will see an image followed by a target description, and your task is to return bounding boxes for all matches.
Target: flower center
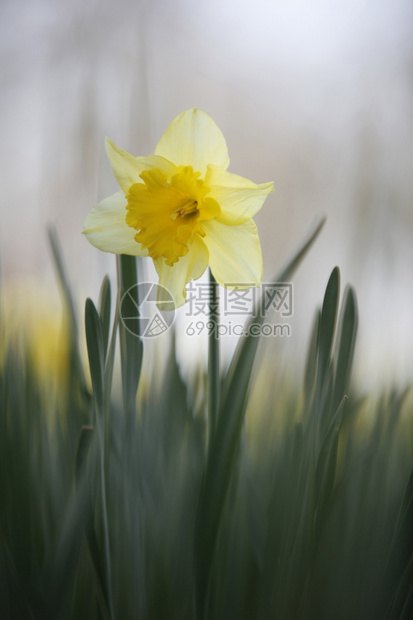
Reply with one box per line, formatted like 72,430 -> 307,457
126,166 -> 220,266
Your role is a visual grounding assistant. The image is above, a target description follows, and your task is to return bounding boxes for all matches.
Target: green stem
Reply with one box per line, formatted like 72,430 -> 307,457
116,255 -> 143,483
116,255 -> 142,418
208,268 -> 220,440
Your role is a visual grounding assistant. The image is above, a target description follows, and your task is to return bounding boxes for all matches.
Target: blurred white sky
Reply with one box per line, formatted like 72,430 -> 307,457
1,0 -> 413,388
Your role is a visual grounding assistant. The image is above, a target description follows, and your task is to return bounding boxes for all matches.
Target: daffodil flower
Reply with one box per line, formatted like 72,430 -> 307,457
83,108 -> 274,307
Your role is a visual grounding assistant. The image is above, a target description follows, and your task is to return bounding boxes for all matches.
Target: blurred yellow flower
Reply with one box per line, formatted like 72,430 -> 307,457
1,280 -> 71,398
83,108 -> 274,307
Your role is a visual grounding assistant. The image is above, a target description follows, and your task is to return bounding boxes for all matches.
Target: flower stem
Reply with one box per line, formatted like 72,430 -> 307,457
208,268 -> 220,439
116,255 -> 143,417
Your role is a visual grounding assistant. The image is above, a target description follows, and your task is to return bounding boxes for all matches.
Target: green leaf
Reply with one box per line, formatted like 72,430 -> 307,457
208,269 -> 220,439
75,425 -> 94,487
117,255 -> 143,418
98,276 -> 112,360
48,226 -> 89,399
303,310 -> 321,405
84,300 -> 115,619
44,480 -> 91,618
48,226 -> 78,339
315,395 -> 348,533
386,552 -> 413,620
332,286 -> 358,412
85,298 -> 104,415
317,266 -> 340,399
194,215 -> 326,618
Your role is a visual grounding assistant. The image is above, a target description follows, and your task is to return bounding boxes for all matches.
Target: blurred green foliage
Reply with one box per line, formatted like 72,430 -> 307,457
1,223 -> 413,619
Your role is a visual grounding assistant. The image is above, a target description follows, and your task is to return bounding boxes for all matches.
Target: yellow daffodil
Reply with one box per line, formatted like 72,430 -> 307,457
1,280 -> 71,401
83,108 -> 274,307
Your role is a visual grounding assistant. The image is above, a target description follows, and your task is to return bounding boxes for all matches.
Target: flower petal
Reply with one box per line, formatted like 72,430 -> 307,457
154,108 -> 230,176
205,164 -> 274,225
154,234 -> 209,308
83,192 -> 148,256
202,219 -> 262,287
105,138 -> 177,193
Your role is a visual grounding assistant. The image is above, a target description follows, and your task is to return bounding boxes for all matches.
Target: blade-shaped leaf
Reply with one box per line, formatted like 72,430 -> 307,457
98,276 -> 112,360
194,215 -> 326,617
317,266 -> 340,399
332,286 -> 358,412
117,255 -> 143,418
85,298 -> 104,415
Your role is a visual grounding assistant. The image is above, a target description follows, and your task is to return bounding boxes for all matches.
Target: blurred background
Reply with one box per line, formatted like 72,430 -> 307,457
1,0 -> 413,388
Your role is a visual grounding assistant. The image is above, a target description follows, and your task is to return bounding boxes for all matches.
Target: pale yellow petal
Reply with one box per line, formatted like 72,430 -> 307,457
83,192 -> 148,256
205,164 -> 274,225
154,234 -> 209,308
105,138 -> 177,193
202,219 -> 262,287
154,108 -> 230,176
